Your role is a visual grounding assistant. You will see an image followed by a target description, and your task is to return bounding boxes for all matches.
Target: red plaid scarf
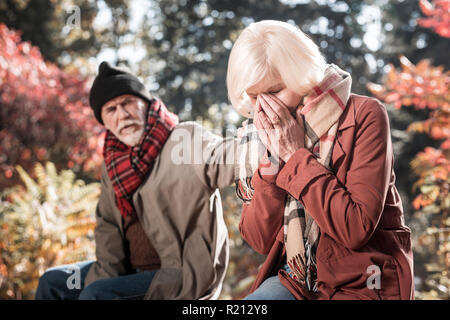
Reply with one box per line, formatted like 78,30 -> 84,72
103,98 -> 179,218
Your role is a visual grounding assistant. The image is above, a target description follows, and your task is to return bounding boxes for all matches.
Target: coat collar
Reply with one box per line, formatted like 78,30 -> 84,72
337,96 -> 356,132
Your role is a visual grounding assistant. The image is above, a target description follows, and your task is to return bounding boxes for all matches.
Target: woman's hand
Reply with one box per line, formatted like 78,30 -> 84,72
253,93 -> 305,163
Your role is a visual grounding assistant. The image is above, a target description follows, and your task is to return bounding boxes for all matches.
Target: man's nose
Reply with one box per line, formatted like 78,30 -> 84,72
117,105 -> 131,119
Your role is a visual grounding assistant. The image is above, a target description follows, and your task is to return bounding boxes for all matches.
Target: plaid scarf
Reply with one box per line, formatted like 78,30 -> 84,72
103,98 -> 179,219
236,64 -> 352,292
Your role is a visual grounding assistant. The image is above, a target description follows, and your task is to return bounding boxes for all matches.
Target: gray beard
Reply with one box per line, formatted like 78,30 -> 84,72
116,127 -> 145,147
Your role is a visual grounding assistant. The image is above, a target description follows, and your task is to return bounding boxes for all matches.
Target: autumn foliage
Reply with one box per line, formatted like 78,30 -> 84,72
369,60 -> 449,299
0,23 -> 104,189
367,2 -> 450,297
418,0 -> 450,38
0,162 -> 98,299
367,56 -> 450,150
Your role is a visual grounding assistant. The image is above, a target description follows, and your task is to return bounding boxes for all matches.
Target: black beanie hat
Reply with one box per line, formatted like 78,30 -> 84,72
89,61 -> 152,124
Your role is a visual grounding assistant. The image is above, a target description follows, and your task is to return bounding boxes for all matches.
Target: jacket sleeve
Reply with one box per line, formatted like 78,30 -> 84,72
190,122 -> 238,190
239,165 -> 287,255
275,99 -> 392,250
84,164 -> 129,287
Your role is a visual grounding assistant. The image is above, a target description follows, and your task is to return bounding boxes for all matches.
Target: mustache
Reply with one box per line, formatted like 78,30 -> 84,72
117,120 -> 143,133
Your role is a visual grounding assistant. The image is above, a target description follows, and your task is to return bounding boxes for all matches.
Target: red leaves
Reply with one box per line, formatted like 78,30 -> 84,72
419,0 -> 436,16
418,146 -> 448,166
367,1 -> 449,299
441,138 -> 450,149
412,194 -> 434,210
417,0 -> 450,38
410,147 -> 450,211
367,34 -> 449,215
368,55 -> 450,114
407,109 -> 450,142
0,24 -> 103,187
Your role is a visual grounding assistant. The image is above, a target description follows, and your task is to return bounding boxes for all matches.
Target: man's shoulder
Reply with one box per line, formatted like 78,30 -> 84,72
170,121 -> 222,142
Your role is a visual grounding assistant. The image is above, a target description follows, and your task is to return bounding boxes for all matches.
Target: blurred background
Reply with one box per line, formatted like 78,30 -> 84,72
0,0 -> 448,300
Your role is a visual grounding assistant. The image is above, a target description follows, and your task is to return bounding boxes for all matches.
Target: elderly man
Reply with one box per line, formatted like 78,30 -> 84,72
35,62 -> 238,300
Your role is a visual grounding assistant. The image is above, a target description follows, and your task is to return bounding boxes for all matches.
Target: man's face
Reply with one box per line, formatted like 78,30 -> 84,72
101,94 -> 148,147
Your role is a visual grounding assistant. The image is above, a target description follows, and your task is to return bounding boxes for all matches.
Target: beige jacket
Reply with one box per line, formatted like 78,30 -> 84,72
84,121 -> 238,299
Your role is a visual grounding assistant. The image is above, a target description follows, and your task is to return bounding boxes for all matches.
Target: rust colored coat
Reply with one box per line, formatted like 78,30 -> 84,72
239,94 -> 414,300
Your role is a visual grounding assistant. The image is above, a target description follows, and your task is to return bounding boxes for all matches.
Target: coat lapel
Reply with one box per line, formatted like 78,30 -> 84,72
331,97 -> 356,182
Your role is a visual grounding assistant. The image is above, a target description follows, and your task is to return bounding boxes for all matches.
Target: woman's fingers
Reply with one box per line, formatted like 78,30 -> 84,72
256,111 -> 283,159
261,93 -> 291,121
253,111 -> 262,131
255,96 -> 262,113
266,92 -> 285,108
257,108 -> 274,132
259,95 -> 281,126
254,113 -> 270,149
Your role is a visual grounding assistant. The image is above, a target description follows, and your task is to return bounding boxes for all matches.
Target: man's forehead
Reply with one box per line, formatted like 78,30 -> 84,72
103,94 -> 138,107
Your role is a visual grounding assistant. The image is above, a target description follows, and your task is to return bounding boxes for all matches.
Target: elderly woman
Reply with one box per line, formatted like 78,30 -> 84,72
227,20 -> 414,300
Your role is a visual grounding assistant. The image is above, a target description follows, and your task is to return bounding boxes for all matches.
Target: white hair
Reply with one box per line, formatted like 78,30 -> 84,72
226,20 -> 327,118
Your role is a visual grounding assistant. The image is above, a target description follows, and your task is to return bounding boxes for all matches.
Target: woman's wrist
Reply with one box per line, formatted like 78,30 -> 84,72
283,145 -> 305,163
258,155 -> 285,184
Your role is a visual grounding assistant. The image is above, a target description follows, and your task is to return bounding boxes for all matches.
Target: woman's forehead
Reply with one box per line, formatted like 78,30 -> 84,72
246,78 -> 283,95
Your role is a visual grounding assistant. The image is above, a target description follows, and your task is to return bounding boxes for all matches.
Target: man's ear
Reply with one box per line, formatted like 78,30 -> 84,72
99,104 -> 108,127
143,100 -> 151,118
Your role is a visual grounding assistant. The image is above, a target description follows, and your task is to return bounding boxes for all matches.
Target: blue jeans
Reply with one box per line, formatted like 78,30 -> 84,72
244,264 -> 296,300
35,261 -> 157,300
